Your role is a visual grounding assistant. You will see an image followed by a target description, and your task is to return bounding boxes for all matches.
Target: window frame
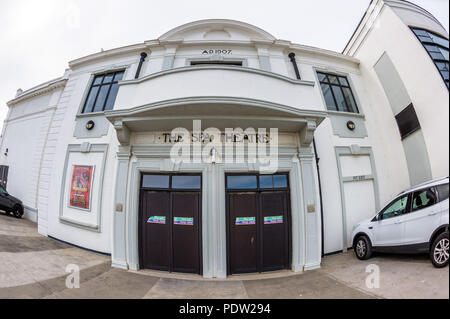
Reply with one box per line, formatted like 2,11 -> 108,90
410,26 -> 449,89
225,173 -> 290,192
79,68 -> 127,115
436,183 -> 450,202
140,173 -> 202,192
316,71 -> 360,114
186,57 -> 248,67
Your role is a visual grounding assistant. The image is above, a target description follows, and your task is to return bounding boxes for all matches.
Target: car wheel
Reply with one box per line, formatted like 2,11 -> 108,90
354,235 -> 373,260
431,232 -> 449,268
12,205 -> 23,219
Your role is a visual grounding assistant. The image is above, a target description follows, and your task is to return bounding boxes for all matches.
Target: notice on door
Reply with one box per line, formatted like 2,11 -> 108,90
174,217 -> 194,226
235,217 -> 256,225
147,216 -> 166,224
264,216 -> 284,224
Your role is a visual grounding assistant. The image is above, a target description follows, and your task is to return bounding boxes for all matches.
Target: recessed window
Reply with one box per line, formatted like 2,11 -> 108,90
411,27 -> 449,88
190,61 -> 243,66
82,70 -> 124,113
317,72 -> 359,113
395,103 -> 421,140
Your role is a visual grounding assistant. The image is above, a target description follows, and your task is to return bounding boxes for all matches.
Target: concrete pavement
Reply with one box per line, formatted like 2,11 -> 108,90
0,213 -> 448,299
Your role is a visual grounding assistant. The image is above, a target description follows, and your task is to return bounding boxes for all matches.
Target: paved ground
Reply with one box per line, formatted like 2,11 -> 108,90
0,213 -> 448,299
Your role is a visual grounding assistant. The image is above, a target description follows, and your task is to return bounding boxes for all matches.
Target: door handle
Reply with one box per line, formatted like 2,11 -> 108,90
428,212 -> 437,216
250,236 -> 255,246
394,221 -> 403,225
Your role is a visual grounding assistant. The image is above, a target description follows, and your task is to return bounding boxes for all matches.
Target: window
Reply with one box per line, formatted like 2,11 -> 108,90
172,175 -> 202,189
317,72 -> 359,113
142,175 -> 170,189
0,185 -> 7,195
82,70 -> 124,113
411,188 -> 437,212
260,175 -> 288,189
190,61 -> 242,66
141,174 -> 202,190
381,195 -> 409,220
395,103 -> 421,139
436,183 -> 449,202
411,28 -> 449,88
227,175 -> 258,189
226,174 -> 289,190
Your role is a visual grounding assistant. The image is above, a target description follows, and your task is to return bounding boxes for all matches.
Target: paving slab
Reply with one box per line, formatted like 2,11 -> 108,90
243,269 -> 374,299
144,278 -> 249,299
321,251 -> 449,299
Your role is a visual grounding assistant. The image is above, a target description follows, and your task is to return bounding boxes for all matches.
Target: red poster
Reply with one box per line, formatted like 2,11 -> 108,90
69,165 -> 94,210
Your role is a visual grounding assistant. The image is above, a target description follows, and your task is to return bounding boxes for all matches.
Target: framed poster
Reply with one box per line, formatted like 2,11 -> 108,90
69,165 -> 94,211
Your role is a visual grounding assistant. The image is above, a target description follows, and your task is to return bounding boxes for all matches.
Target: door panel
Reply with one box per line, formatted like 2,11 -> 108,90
260,192 -> 289,271
372,217 -> 405,247
372,194 -> 409,247
172,193 -> 201,273
403,189 -> 439,245
141,191 -> 170,271
139,174 -> 202,274
228,193 -> 258,274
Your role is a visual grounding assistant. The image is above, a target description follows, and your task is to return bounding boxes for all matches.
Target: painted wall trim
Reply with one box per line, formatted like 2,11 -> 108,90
335,146 -> 381,252
119,65 -> 316,86
59,143 -> 109,232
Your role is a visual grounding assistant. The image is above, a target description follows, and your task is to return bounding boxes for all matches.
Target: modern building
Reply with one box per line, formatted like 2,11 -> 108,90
0,0 -> 448,278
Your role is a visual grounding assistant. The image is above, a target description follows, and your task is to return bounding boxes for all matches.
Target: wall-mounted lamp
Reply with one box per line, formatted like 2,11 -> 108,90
347,121 -> 356,131
86,120 -> 95,131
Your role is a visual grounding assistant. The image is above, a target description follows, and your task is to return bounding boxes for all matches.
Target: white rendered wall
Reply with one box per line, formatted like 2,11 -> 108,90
346,1 -> 449,192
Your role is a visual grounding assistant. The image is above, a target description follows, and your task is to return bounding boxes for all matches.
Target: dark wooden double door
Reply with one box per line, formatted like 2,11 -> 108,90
227,191 -> 291,274
139,182 -> 202,274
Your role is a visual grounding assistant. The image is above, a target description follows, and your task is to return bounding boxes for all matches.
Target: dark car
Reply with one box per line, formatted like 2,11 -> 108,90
0,185 -> 24,218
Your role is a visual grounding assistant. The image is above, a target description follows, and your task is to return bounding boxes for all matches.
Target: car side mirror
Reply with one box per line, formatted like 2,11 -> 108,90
372,214 -> 381,222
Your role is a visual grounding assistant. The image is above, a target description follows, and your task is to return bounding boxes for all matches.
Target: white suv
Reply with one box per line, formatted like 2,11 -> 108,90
352,177 -> 449,268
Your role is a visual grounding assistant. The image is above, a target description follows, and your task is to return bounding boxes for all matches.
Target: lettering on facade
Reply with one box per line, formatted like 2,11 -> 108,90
202,49 -> 232,55
161,132 -> 270,144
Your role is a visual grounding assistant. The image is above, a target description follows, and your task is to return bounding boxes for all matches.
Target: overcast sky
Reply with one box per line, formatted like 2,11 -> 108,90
0,0 -> 448,128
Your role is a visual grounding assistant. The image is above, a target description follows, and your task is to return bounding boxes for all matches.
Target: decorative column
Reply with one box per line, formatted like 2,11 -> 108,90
112,145 -> 131,269
254,42 -> 272,72
299,147 -> 321,270
161,44 -> 179,70
298,119 -> 321,270
202,163 -> 227,279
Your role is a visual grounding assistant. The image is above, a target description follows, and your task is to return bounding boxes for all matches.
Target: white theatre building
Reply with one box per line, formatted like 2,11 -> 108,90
0,0 -> 448,278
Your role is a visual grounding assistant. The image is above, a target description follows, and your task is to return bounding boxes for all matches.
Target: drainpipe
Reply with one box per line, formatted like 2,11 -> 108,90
288,52 -> 301,80
134,52 -> 148,79
289,52 -> 325,256
313,139 -> 325,257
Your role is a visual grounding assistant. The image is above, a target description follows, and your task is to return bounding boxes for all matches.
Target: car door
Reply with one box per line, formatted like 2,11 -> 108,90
436,183 -> 449,226
402,187 -> 440,245
0,186 -> 10,211
372,194 -> 410,247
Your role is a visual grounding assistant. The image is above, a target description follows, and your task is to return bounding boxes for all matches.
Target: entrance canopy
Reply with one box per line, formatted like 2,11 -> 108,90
105,96 -> 327,147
